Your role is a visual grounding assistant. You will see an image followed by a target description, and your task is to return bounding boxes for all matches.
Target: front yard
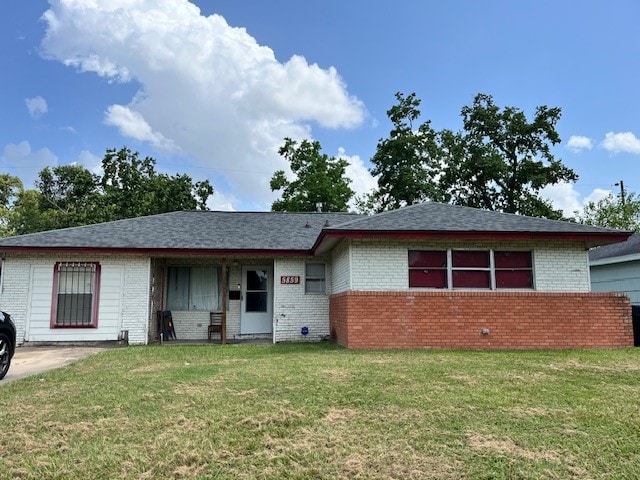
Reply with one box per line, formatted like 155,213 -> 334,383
1,343 -> 639,479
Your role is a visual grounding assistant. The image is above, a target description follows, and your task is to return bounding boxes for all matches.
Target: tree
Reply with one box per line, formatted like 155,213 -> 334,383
362,92 -> 578,219
7,147 -> 214,235
364,92 -> 441,212
438,94 -> 576,218
100,147 -> 213,220
577,192 -> 640,231
0,174 -> 23,237
270,138 -> 354,212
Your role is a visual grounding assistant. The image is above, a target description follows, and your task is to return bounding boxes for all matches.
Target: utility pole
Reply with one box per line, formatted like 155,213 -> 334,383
615,180 -> 626,206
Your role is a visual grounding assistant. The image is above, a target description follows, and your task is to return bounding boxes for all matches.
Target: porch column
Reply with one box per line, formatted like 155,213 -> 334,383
221,258 -> 228,344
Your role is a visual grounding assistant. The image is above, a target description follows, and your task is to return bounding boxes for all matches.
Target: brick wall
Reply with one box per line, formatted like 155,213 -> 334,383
274,256 -> 332,342
349,238 -> 591,292
330,291 -> 633,349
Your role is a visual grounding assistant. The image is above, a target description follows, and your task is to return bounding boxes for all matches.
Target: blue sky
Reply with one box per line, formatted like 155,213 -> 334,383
1,0 -> 639,214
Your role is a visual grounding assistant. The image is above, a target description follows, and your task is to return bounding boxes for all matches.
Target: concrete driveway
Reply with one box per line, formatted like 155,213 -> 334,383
2,345 -> 108,384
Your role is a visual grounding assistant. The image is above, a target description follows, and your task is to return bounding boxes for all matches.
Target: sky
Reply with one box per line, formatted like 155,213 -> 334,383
1,0 -> 639,214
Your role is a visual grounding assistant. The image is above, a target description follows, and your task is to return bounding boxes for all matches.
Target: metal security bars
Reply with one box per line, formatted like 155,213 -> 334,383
53,262 -> 99,327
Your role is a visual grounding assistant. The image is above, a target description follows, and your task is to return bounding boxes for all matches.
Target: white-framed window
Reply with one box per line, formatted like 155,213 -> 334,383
51,262 -> 101,328
166,266 -> 224,311
305,263 -> 326,294
408,250 -> 533,290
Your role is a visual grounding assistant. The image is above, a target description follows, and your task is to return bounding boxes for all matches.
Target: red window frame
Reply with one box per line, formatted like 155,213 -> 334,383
494,251 -> 533,289
408,250 -> 534,290
408,250 -> 448,288
50,262 -> 101,328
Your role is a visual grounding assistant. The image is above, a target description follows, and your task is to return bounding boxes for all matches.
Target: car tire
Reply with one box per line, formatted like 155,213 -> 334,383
0,332 -> 12,380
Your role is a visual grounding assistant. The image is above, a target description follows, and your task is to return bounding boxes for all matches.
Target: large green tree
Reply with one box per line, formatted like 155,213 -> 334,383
365,92 -> 441,212
7,147 -> 214,235
364,92 -> 577,219
438,93 -> 576,218
270,138 -> 354,212
577,192 -> 640,231
100,147 -> 213,220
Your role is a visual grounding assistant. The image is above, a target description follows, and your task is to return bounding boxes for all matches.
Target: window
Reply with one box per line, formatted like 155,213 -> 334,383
305,263 -> 326,294
408,250 -> 447,288
51,262 -> 100,328
494,251 -> 533,289
408,250 -> 533,290
452,250 -> 490,289
167,266 -> 224,311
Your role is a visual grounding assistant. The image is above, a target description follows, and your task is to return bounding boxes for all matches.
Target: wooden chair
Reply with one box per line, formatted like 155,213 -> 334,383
208,311 -> 226,343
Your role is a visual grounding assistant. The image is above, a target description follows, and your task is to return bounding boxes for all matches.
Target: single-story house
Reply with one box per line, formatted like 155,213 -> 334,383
590,233 -> 640,346
0,202 -> 634,349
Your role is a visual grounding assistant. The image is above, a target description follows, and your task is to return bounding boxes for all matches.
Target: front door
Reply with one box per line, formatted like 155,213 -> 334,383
241,266 -> 273,334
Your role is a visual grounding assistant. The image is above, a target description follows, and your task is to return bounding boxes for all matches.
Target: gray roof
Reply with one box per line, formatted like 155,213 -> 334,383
329,202 -> 627,234
589,233 -> 640,261
0,211 -> 361,252
0,203 -> 629,254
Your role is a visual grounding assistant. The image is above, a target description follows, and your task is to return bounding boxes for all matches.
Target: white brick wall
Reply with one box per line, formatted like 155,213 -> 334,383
273,256 -> 331,342
331,239 -> 351,294
349,238 -> 591,292
1,253 -> 150,345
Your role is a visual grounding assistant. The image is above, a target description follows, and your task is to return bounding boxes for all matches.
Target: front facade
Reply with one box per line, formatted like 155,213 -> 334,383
0,203 -> 634,349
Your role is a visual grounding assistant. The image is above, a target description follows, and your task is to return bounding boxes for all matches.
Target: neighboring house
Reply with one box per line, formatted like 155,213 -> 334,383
0,202 -> 633,349
589,233 -> 640,346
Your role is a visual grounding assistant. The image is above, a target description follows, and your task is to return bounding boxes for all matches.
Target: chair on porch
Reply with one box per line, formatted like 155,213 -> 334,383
208,311 -> 226,344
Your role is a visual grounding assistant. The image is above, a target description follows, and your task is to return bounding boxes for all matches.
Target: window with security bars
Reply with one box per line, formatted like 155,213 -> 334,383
52,262 -> 100,328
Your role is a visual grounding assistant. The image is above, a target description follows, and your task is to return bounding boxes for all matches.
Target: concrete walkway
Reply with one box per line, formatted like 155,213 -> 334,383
1,345 -> 107,385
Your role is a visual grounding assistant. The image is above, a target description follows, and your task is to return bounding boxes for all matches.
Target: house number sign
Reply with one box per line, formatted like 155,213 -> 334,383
280,275 -> 300,284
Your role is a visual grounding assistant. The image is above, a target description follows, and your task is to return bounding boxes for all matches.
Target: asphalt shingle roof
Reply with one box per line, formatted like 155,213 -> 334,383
0,203 -> 628,253
0,211 -> 361,251
589,233 -> 640,261
329,202 -> 628,234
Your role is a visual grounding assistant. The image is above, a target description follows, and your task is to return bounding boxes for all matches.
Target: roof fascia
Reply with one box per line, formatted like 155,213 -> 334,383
0,246 -> 313,257
590,253 -> 640,266
312,230 -> 631,253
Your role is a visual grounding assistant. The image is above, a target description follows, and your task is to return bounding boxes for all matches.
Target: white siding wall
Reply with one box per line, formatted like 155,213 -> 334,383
349,238 -> 591,292
273,257 -> 331,342
330,239 -> 351,294
1,254 -> 150,345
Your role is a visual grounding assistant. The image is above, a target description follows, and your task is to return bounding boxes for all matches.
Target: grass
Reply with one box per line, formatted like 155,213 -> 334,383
1,343 -> 639,479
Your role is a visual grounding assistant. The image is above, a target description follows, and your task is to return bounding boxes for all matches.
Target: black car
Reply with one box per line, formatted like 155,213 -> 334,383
0,311 -> 16,380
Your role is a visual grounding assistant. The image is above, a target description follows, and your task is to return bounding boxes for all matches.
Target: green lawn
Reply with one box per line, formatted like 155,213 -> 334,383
1,343 -> 639,479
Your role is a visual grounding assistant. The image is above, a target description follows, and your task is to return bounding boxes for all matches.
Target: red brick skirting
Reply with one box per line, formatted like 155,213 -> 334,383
329,291 -> 633,349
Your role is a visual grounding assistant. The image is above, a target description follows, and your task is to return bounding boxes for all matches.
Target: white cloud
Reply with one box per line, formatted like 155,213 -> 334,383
1,141 -> 58,188
41,0 -> 365,208
336,147 -> 376,209
539,183 -> 618,218
539,182 -> 582,216
566,135 -> 593,152
25,96 -> 48,118
104,105 -> 178,152
601,132 -> 640,154
583,188 -> 611,205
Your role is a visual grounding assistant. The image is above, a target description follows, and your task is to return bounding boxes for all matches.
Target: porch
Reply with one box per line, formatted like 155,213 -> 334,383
149,257 -> 275,344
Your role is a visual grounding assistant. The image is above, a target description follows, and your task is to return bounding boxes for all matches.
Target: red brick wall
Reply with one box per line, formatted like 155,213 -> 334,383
329,291 -> 633,349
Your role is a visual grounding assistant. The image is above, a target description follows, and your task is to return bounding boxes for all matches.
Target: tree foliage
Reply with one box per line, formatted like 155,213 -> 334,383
6,147 -> 214,235
577,192 -> 640,231
363,92 -> 577,218
270,138 -> 354,212
0,174 -> 23,237
365,92 -> 440,211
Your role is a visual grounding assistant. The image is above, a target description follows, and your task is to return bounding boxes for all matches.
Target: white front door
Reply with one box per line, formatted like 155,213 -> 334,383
240,266 -> 273,334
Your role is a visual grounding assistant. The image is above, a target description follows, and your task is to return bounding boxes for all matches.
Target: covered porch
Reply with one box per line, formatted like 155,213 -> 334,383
148,256 -> 275,344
